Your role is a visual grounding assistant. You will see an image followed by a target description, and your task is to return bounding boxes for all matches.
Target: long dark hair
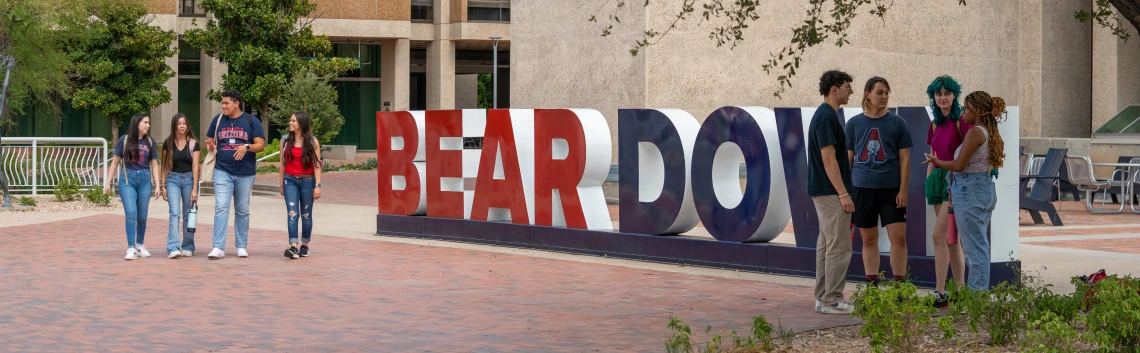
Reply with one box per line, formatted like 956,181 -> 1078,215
123,114 -> 150,165
283,111 -> 320,170
861,76 -> 891,112
161,113 -> 198,175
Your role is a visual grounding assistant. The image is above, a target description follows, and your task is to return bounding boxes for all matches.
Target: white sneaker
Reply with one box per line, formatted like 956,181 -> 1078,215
136,245 -> 152,258
207,248 -> 225,259
168,251 -> 181,259
237,248 -> 249,258
815,300 -> 822,313
125,248 -> 138,260
820,300 -> 855,315
181,250 -> 193,257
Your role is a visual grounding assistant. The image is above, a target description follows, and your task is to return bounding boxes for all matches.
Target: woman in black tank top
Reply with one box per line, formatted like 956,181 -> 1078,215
159,114 -> 201,259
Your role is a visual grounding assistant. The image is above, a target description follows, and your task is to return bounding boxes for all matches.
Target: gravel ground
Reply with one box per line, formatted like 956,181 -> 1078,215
0,196 -> 121,228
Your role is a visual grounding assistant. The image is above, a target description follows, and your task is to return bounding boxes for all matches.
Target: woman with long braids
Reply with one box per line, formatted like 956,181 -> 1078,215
923,76 -> 968,305
280,112 -> 323,259
104,114 -> 161,260
924,91 -> 1006,291
159,114 -> 201,258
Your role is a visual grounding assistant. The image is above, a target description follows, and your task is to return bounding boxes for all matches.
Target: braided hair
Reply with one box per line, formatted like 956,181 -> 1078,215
965,91 -> 1006,171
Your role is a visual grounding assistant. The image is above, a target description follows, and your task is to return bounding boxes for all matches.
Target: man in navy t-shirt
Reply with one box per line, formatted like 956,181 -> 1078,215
204,90 -> 266,259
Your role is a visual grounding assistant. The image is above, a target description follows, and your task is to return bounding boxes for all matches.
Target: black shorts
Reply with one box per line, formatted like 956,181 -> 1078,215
852,186 -> 907,228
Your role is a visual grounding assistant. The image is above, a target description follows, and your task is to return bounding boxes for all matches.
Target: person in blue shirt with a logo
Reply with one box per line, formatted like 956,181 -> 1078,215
845,77 -> 914,286
204,90 -> 266,259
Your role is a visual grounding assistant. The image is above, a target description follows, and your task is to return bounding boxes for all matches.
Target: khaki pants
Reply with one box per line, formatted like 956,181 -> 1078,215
812,196 -> 853,306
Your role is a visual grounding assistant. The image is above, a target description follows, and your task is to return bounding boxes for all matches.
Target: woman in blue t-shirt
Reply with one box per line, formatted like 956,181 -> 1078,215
104,114 -> 160,261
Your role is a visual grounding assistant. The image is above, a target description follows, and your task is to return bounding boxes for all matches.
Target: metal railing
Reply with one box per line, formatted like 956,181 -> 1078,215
1,137 -> 109,194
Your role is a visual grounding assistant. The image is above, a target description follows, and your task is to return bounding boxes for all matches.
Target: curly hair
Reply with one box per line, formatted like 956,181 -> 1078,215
926,75 -> 962,126
818,70 -> 853,97
965,91 -> 1006,171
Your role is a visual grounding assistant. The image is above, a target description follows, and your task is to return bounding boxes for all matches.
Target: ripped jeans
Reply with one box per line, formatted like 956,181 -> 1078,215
283,174 -> 315,244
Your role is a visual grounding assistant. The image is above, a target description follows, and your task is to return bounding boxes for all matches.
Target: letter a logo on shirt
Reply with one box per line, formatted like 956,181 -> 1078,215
857,128 -> 888,164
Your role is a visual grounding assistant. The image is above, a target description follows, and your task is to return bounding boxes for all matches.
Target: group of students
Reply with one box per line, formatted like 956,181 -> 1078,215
807,71 -> 1007,314
103,90 -> 324,261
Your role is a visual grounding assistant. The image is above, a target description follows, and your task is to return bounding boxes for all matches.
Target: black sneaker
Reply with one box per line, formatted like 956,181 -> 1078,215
284,246 -> 299,259
299,245 -> 310,257
932,292 -> 949,308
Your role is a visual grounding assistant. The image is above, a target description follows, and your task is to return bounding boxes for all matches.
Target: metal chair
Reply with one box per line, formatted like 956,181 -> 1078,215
1064,155 -> 1120,214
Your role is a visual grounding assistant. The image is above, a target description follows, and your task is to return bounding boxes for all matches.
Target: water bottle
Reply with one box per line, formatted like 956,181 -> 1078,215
947,205 -> 959,245
187,201 -> 198,233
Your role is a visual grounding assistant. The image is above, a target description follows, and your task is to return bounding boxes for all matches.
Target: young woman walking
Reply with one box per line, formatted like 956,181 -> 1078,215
280,112 -> 323,259
105,114 -> 160,260
159,114 -> 201,258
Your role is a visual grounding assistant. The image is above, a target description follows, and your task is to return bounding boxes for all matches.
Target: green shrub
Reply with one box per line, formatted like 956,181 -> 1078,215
53,175 -> 81,201
663,316 -> 783,353
851,281 -> 936,353
257,138 -> 281,162
16,196 -> 36,206
1079,275 -> 1140,351
1022,312 -> 1081,353
256,165 -> 279,174
83,187 -> 112,206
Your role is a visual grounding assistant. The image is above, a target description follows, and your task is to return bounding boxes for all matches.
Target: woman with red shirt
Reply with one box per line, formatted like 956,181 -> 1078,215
924,76 -> 969,306
280,111 -> 323,259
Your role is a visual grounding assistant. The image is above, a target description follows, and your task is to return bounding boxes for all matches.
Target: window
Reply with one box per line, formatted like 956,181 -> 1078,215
468,0 -> 510,22
1096,105 -> 1140,136
177,39 -> 201,76
180,0 -> 206,17
411,0 -> 432,22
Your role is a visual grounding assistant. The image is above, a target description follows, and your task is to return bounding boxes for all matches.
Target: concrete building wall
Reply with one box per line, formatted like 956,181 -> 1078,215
311,0 -> 411,21
1039,0 -> 1093,138
511,0 -> 647,154
1093,12 -> 1140,130
456,74 -> 479,109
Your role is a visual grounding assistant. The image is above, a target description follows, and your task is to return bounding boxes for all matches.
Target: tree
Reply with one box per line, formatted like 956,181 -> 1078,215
477,73 -> 493,109
69,0 -> 177,144
183,0 -> 358,134
0,0 -> 86,132
267,66 -> 344,143
592,0 -> 1140,98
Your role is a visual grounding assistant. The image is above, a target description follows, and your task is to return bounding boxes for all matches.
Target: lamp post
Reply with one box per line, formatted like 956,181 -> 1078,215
489,35 -> 501,109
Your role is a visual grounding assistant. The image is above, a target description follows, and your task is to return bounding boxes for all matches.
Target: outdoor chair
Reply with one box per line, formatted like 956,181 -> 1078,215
1064,155 -> 1119,214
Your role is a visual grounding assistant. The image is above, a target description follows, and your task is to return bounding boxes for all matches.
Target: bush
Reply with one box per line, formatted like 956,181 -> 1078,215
1079,275 -> 1140,351
16,196 -> 36,206
1022,312 -> 1081,353
53,175 -> 81,201
256,165 -> 279,174
851,280 -> 936,353
257,138 -> 281,162
83,187 -> 111,206
663,316 -> 784,353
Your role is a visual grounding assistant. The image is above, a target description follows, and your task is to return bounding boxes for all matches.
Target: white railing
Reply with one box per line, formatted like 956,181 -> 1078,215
257,151 -> 280,162
1,137 -> 109,194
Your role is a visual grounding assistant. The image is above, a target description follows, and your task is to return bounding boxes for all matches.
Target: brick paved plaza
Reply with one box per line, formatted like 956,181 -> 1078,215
2,171 -> 1138,352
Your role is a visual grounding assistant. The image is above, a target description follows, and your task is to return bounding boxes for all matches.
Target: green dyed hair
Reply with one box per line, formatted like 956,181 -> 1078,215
926,75 -> 962,126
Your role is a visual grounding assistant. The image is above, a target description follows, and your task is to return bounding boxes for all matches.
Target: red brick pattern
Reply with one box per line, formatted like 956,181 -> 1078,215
2,214 -> 860,352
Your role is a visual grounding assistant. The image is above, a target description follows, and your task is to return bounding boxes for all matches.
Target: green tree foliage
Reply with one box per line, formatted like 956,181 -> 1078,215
69,0 -> 177,143
183,0 -> 357,133
476,73 -> 493,109
0,0 -> 86,131
268,66 -> 345,143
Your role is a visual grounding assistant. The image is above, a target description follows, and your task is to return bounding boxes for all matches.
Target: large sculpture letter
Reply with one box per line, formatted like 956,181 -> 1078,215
617,109 -> 700,235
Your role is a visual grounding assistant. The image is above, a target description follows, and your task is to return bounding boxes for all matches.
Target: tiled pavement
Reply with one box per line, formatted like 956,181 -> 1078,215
6,170 -> 1140,351
1,213 -> 858,352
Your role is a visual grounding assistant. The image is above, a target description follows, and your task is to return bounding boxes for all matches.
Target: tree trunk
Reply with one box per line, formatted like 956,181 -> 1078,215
258,102 -> 270,140
1111,0 -> 1140,40
110,116 -> 119,146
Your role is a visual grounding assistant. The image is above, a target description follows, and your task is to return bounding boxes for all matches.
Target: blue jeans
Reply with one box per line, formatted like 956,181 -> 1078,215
283,175 -> 316,244
212,168 -> 255,250
950,172 -> 997,291
166,172 -> 195,253
118,169 -> 153,248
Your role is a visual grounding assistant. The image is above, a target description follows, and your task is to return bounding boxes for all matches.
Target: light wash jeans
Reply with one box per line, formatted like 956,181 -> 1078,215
119,169 -> 153,248
950,172 -> 997,291
212,169 -> 255,250
283,175 -> 316,244
165,172 -> 195,253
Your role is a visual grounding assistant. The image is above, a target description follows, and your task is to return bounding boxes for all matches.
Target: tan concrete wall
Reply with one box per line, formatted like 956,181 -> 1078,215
1039,0 -> 1093,138
1094,12 -> 1140,130
510,0 -> 647,160
456,74 -> 479,108
144,0 -> 175,15
1020,0 -> 1044,138
451,0 -> 467,23
311,0 -> 410,21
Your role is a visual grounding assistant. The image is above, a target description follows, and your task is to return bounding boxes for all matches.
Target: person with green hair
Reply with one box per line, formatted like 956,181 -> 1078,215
924,75 -> 968,307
